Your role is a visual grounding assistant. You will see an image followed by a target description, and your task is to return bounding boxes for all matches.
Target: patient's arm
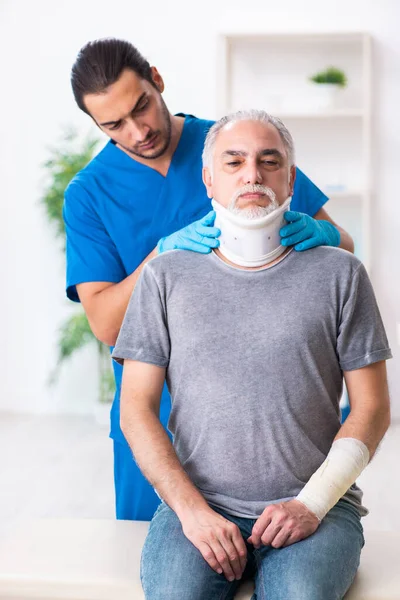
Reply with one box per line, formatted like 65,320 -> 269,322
248,360 -> 390,549
293,360 -> 390,524
337,360 -> 391,457
120,359 -> 206,515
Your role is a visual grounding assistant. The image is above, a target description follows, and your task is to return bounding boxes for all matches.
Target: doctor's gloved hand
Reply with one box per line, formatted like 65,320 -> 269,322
157,210 -> 220,254
280,211 -> 340,251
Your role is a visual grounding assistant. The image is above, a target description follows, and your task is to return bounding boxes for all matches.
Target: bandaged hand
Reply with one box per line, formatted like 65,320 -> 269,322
280,211 -> 340,251
247,499 -> 319,549
157,210 -> 220,254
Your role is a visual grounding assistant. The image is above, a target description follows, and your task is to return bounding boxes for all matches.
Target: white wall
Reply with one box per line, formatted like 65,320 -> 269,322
1,0 -> 399,417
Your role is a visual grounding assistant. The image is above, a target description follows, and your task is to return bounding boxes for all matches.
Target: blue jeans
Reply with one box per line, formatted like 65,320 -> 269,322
141,499 -> 364,600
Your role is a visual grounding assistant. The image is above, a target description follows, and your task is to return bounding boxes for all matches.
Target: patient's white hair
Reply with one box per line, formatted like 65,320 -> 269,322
202,109 -> 295,174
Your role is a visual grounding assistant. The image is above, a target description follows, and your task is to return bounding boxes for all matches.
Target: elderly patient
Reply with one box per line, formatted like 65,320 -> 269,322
112,110 -> 392,600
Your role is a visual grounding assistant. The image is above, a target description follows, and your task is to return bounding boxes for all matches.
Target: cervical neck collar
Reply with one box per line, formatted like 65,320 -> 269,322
211,196 -> 291,268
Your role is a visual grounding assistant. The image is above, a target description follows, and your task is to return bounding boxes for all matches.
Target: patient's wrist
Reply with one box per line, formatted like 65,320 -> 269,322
173,491 -> 210,521
296,437 -> 370,521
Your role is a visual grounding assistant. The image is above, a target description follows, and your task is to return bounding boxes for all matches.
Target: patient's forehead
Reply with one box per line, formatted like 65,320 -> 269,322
215,120 -> 284,156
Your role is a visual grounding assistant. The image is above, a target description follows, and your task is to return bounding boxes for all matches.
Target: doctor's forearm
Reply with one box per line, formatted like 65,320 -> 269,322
313,208 -> 354,254
336,226 -> 354,254
78,247 -> 158,346
120,407 -> 208,518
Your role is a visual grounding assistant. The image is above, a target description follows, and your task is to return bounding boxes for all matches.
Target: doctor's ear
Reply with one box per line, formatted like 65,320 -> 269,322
150,67 -> 164,93
202,167 -> 213,199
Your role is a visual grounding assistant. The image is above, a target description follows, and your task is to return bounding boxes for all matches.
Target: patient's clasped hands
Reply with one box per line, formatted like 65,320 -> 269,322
180,499 -> 319,582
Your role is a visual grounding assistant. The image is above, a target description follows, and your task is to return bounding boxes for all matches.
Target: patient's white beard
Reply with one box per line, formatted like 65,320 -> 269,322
228,184 -> 280,219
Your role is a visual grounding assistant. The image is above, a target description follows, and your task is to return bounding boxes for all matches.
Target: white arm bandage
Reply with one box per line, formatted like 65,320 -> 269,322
296,437 -> 370,521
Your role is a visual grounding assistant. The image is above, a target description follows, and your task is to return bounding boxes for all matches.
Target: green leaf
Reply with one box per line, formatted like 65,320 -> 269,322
42,127 -> 111,397
309,66 -> 347,88
39,128 -> 100,245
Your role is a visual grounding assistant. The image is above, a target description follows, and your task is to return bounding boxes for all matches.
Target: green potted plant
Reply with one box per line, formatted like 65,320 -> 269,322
41,129 -> 116,420
308,66 -> 348,111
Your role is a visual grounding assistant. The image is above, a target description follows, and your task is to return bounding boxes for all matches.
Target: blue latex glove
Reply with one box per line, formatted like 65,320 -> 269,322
157,210 -> 220,254
280,211 -> 340,251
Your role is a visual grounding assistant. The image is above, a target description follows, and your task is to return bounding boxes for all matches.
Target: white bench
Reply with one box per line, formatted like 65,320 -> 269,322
0,519 -> 398,599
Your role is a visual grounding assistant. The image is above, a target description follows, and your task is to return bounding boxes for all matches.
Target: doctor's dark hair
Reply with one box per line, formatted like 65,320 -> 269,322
71,38 -> 155,115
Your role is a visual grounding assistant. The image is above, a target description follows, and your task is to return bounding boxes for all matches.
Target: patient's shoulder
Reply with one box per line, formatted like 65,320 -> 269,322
144,249 -> 208,282
306,245 -> 362,268
295,246 -> 367,282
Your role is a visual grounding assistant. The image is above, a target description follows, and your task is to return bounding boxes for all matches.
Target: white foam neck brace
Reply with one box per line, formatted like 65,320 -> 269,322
212,196 -> 291,267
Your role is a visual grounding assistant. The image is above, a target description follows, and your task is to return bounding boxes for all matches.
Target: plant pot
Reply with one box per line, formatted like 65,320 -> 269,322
309,83 -> 341,112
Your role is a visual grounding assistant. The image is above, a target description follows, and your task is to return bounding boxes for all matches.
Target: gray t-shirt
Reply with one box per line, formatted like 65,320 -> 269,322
112,247 -> 391,518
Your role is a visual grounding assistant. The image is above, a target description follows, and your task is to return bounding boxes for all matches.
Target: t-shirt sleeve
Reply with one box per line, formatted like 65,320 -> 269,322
63,180 -> 126,302
111,263 -> 170,368
292,167 -> 329,217
337,263 -> 392,371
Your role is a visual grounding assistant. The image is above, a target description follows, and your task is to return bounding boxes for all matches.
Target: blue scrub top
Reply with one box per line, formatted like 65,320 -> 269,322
63,113 -> 328,444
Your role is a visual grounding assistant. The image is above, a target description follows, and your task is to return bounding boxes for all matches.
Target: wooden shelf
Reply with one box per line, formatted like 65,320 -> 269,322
226,109 -> 365,119
276,110 -> 365,119
222,32 -> 369,44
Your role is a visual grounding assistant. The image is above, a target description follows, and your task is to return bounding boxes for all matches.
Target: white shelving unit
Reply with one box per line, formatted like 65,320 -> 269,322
217,31 -> 372,271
